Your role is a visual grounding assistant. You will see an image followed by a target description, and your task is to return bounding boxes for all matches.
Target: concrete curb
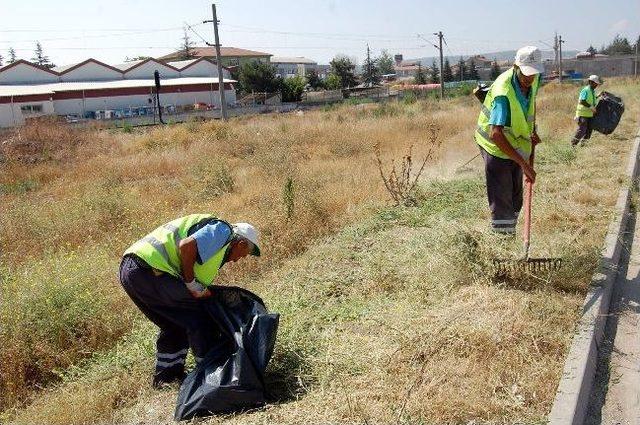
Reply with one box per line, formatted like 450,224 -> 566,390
548,128 -> 640,425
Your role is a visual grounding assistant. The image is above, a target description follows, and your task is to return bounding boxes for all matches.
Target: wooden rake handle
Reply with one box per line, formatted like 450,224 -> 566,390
523,145 -> 535,260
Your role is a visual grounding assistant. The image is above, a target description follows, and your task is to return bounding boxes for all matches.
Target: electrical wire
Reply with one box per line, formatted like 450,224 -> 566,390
184,22 -> 211,46
0,23 -> 205,44
220,23 -> 417,42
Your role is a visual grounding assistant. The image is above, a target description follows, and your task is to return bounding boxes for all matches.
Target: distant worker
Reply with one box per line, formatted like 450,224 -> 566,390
119,215 -> 261,387
475,46 -> 543,234
571,74 -> 602,146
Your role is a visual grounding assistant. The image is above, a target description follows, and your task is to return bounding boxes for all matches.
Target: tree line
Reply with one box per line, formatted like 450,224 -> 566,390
586,34 -> 640,56
0,42 -> 55,69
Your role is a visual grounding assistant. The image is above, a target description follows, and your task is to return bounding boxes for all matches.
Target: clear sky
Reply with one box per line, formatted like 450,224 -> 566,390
0,0 -> 638,67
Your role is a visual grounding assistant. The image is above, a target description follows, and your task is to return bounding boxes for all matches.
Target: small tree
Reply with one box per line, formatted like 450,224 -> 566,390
329,55 -> 357,88
31,42 -> 54,68
306,69 -> 324,90
414,63 -> 427,84
8,48 -> 17,64
361,45 -> 381,87
324,73 -> 342,90
490,59 -> 501,80
457,56 -> 467,81
238,60 -> 281,93
468,59 -> 479,80
442,58 -> 454,82
377,49 -> 395,75
281,75 -> 307,102
179,28 -> 196,60
586,45 -> 597,55
429,59 -> 439,84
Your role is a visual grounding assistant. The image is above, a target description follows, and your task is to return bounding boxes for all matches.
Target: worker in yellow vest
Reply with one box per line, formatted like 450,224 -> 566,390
119,214 -> 260,387
474,46 -> 543,234
571,74 -> 602,146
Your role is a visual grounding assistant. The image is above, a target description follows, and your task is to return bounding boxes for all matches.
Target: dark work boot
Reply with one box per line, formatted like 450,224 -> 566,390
152,364 -> 186,389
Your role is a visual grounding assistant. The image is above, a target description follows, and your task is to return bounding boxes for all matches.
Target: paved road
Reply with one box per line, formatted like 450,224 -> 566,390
587,209 -> 640,424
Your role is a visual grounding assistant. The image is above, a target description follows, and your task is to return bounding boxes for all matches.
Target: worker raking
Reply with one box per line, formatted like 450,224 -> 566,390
474,46 -> 561,273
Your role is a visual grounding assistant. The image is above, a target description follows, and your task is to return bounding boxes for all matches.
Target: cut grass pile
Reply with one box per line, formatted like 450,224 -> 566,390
1,78 -> 639,424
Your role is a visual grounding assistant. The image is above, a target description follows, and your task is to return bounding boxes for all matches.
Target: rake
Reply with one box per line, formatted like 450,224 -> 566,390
493,145 -> 562,274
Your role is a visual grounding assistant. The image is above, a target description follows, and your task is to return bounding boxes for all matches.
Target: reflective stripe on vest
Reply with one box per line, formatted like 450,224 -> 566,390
475,68 -> 539,160
124,214 -> 232,286
576,86 -> 596,118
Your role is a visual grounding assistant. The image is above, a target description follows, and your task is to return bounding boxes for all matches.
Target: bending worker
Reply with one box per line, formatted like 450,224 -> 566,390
475,46 -> 543,234
119,214 -> 260,387
571,74 -> 602,146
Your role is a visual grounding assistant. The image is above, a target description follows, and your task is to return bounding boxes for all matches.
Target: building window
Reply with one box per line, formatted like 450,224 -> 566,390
20,104 -> 43,114
227,58 -> 240,67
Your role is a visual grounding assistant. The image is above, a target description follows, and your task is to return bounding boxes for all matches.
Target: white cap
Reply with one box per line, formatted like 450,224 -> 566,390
588,74 -> 603,85
514,46 -> 544,76
232,222 -> 261,256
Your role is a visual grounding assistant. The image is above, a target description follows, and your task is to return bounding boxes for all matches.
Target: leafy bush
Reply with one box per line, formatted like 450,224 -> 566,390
324,73 -> 342,90
281,76 -> 307,102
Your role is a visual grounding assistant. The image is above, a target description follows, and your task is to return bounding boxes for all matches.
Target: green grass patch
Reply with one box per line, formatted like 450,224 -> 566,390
0,180 -> 38,195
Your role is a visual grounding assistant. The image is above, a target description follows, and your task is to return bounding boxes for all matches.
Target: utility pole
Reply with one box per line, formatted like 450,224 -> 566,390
635,36 -> 638,78
553,33 -> 557,72
558,35 -> 565,84
366,44 -> 372,87
434,31 -> 444,99
203,4 -> 227,120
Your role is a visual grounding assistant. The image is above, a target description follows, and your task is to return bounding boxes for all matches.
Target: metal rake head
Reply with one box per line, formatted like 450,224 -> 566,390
492,257 -> 563,275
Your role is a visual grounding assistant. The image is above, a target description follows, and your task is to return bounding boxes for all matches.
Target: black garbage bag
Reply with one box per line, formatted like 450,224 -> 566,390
592,91 -> 624,135
174,286 -> 279,421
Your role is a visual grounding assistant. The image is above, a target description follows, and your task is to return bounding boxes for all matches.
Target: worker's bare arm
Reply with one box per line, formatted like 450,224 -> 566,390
490,125 -> 536,183
179,237 -> 211,298
179,237 -> 197,282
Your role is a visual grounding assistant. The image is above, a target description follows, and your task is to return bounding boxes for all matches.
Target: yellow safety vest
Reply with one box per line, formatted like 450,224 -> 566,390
475,68 -> 539,160
576,85 -> 597,118
124,214 -> 232,286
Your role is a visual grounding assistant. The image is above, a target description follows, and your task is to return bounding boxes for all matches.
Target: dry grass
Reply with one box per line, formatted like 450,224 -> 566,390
2,77 -> 640,424
0,97 -> 445,412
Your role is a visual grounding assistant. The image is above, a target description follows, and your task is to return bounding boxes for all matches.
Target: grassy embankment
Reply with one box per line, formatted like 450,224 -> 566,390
1,78 -> 639,424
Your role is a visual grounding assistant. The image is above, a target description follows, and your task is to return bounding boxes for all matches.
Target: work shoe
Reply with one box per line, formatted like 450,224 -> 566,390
152,366 -> 186,389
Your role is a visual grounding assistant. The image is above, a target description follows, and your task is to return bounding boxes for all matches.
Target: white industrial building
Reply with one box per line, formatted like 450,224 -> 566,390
0,57 -> 236,127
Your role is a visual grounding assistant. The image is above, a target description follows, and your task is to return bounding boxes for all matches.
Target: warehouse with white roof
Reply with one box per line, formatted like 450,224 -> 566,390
0,57 -> 236,127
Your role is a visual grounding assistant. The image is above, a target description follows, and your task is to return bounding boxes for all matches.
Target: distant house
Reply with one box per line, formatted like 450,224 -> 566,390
391,54 -> 422,78
465,55 -> 493,68
271,57 -> 318,79
157,47 -> 272,70
315,65 -> 331,79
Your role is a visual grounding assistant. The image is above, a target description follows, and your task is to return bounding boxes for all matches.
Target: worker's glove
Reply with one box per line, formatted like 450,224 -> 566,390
185,279 -> 206,294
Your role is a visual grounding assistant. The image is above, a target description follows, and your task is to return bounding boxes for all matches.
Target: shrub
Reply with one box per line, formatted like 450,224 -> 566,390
402,91 -> 418,105
374,124 -> 441,206
281,76 -> 307,102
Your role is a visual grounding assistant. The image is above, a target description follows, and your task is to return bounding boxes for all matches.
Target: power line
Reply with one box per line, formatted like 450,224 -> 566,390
8,46 -> 181,51
184,22 -> 211,46
0,23 -> 205,44
220,23 -> 417,41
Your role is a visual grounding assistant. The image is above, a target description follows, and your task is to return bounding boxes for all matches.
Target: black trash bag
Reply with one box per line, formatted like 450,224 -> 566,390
592,91 -> 625,135
174,286 -> 279,421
